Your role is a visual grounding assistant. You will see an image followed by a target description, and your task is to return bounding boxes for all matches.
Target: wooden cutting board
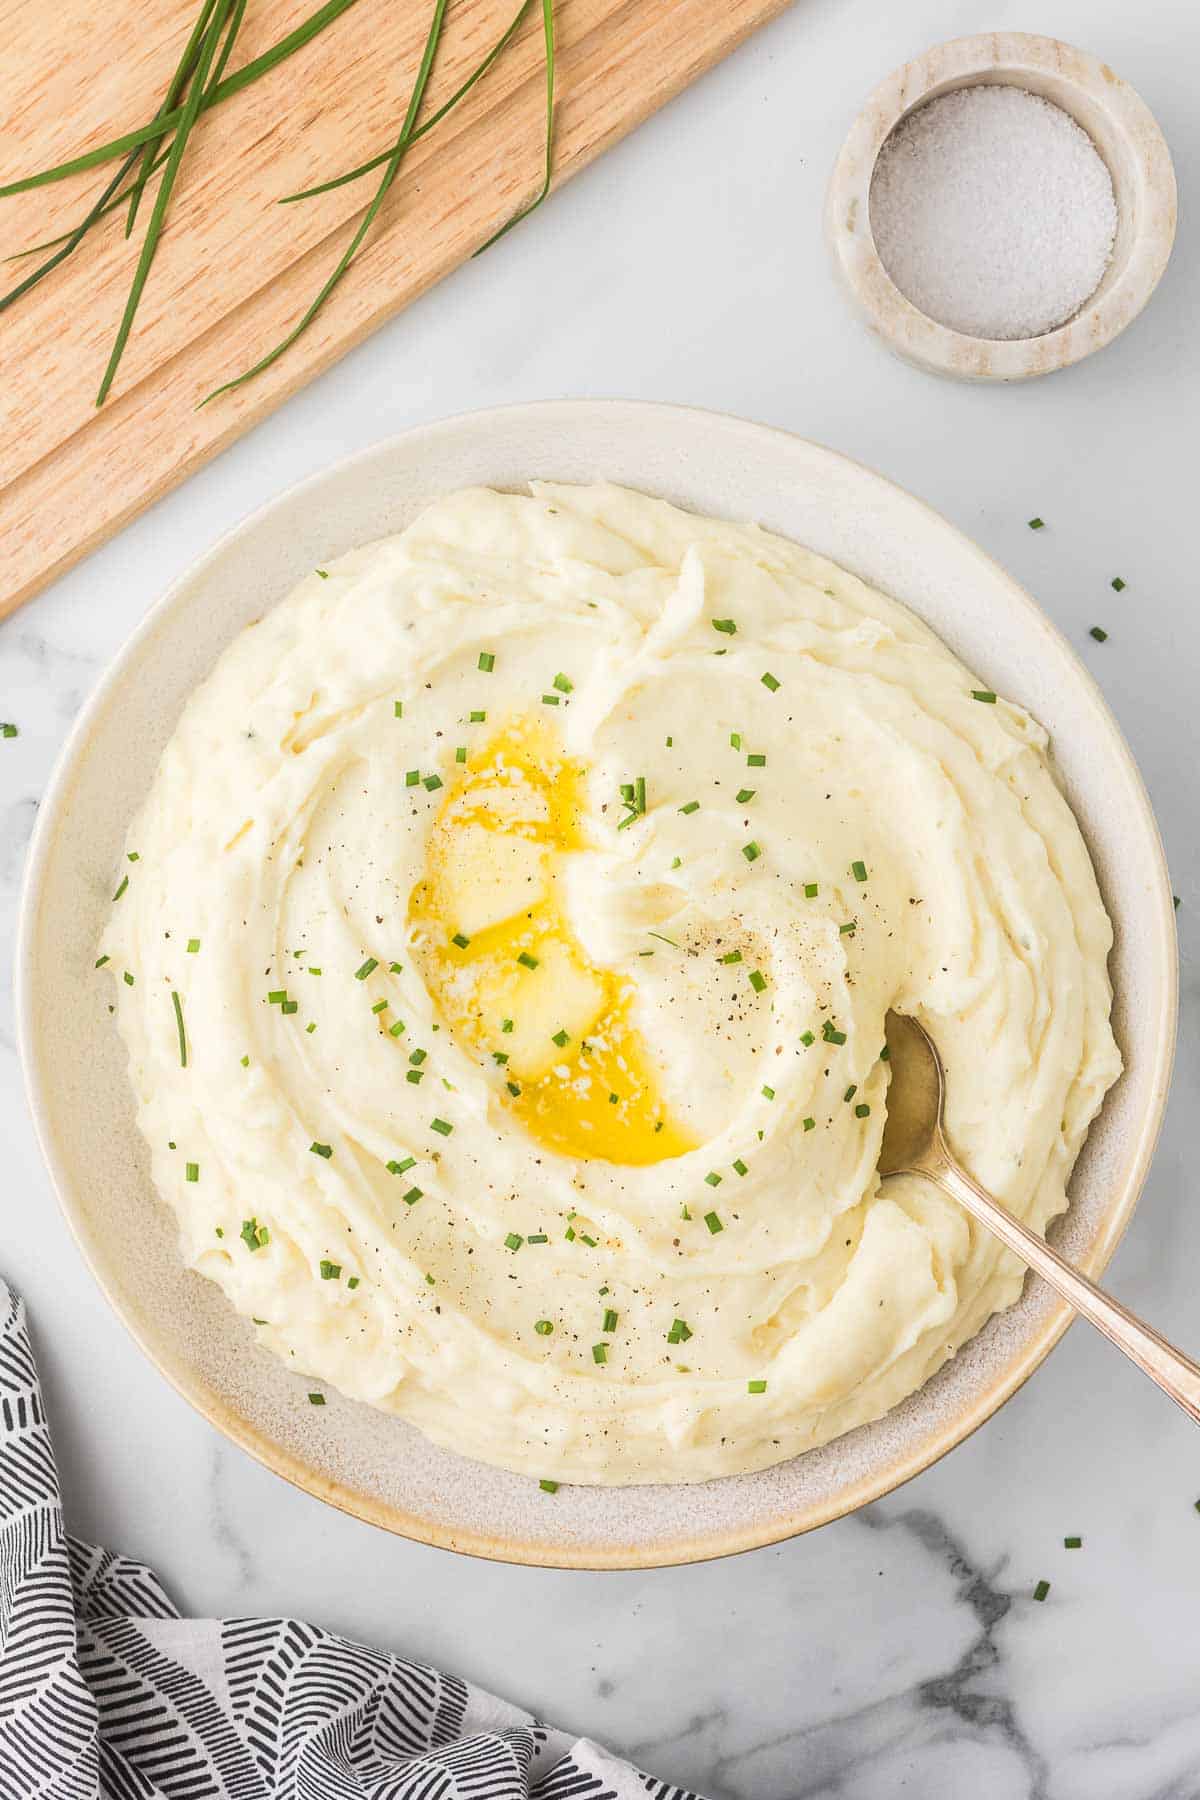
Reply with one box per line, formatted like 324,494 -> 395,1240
0,0 -> 792,620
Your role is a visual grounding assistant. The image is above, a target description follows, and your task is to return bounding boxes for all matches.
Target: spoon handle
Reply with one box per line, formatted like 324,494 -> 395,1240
933,1157 -> 1200,1426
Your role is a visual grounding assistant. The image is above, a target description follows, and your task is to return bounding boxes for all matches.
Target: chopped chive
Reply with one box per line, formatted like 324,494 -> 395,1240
730,731 -> 742,749
240,1054 -> 250,1067
406,1069 -> 424,1084
839,921 -> 856,936
405,769 -> 420,787
553,671 -> 573,693
720,949 -> 743,965
742,841 -> 761,862
733,1158 -> 748,1176
804,881 -> 819,898
551,1028 -> 569,1047
822,1021 -> 847,1045
281,999 -> 298,1014
1028,517 -> 1045,530
680,1204 -> 691,1221
748,968 -> 767,993
618,773 -> 648,831
308,1392 -> 326,1405
851,859 -> 868,883
580,1234 -> 597,1247
748,1379 -> 767,1394
747,753 -> 766,769
492,1051 -> 509,1065
123,970 -> 135,986
704,1210 -> 724,1234
592,1343 -> 608,1364
94,953 -> 110,968
501,1017 -> 514,1033
113,875 -> 129,902
393,699 -> 403,719
608,1092 -> 619,1105
1033,1579 -> 1050,1601
409,1048 -> 427,1065
389,1019 -> 406,1038
705,1171 -> 722,1187
667,1318 -> 692,1344
880,1044 -> 890,1061
803,1116 -> 815,1131
679,800 -> 700,815
761,672 -> 780,692
517,951 -> 539,970
535,1319 -> 554,1335
539,1478 -> 558,1492
310,1141 -> 333,1158
736,788 -> 756,805
403,1186 -> 423,1205
844,1084 -> 857,1102
348,1276 -> 360,1290
386,1157 -> 416,1175
240,1217 -> 268,1251
541,693 -> 560,706
451,932 -> 470,949
454,745 -> 467,763
527,1233 -> 548,1244
506,1081 -> 521,1098
319,1259 -> 341,1279
855,1103 -> 870,1117
170,990 -> 187,1066
430,1117 -> 452,1136
971,690 -> 997,704
185,1161 -> 199,1182
127,852 -> 140,864
1064,1535 -> 1082,1549
761,1084 -> 775,1100
355,958 -> 378,981
0,723 -> 17,738
504,1232 -> 523,1251
371,998 -> 389,1013
423,773 -> 443,792
1111,577 -> 1126,592
1089,625 -> 1108,642
316,568 -> 330,580
800,1030 -> 815,1046
389,961 -> 403,973
478,651 -> 495,672
602,1307 -> 618,1332
186,937 -> 201,954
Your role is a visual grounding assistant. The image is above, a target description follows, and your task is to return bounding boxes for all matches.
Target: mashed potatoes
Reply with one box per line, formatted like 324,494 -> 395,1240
104,484 -> 1120,1483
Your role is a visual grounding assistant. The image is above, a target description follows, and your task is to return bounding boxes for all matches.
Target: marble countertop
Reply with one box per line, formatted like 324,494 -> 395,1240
3,1 -> 1198,1794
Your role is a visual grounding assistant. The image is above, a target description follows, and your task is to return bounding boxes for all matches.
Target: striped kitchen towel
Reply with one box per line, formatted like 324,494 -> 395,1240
0,1281 -> 704,1799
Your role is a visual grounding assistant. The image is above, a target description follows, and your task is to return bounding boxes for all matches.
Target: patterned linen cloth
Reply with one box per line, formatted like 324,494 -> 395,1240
0,1283 -> 704,1799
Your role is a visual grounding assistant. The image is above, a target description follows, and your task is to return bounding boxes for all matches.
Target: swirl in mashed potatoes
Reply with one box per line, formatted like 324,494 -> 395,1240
104,483 -> 1121,1484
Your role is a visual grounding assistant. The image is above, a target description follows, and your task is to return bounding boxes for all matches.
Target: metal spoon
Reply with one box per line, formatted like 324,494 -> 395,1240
880,1011 -> 1200,1423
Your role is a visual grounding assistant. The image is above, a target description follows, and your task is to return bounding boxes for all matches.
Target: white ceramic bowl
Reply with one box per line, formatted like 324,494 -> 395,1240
826,33 -> 1178,381
18,402 -> 1177,1567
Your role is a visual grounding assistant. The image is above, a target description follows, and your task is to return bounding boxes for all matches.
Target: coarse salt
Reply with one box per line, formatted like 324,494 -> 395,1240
869,85 -> 1117,341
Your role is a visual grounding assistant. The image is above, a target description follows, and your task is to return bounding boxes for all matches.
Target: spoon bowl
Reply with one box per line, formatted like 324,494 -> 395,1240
880,1010 -> 1200,1425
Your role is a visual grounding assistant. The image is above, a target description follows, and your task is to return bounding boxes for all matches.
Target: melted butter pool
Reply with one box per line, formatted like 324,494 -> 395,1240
409,717 -> 693,1165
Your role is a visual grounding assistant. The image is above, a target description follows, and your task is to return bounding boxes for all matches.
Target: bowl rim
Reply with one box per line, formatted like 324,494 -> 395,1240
824,31 -> 1178,382
16,398 -> 1179,1568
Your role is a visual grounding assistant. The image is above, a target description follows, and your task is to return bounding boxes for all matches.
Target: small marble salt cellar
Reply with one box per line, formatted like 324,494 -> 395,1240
826,33 -> 1177,380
